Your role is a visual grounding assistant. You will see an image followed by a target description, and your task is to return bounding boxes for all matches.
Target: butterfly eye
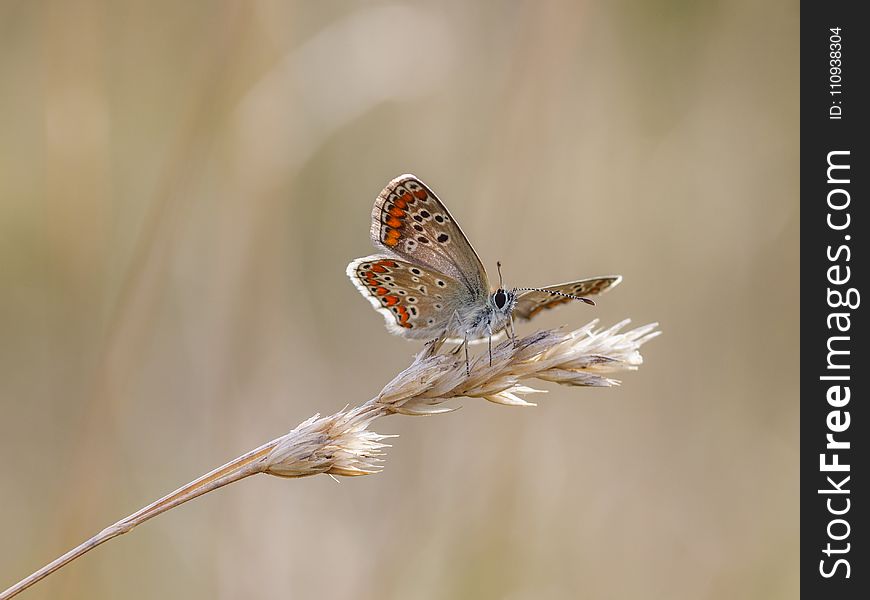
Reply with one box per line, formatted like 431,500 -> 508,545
493,290 -> 507,309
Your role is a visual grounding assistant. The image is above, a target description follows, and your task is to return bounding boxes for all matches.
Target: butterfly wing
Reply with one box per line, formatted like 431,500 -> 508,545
370,174 -> 489,297
347,255 -> 470,340
513,276 -> 623,321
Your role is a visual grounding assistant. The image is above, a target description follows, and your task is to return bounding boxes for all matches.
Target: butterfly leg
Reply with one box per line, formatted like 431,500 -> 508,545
464,333 -> 471,376
508,313 -> 517,347
442,309 -> 466,358
487,324 -> 493,367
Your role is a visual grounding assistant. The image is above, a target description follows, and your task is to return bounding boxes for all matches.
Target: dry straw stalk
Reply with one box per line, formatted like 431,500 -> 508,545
1,319 -> 659,599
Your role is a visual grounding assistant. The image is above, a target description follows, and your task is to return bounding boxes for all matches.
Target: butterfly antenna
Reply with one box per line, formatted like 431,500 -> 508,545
496,261 -> 504,289
515,287 -> 596,306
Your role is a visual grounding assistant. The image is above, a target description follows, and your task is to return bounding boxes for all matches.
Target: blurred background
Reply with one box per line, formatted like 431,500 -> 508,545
0,1 -> 798,598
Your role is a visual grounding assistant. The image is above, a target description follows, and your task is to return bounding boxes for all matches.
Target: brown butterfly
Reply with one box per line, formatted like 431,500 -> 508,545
348,174 -> 621,357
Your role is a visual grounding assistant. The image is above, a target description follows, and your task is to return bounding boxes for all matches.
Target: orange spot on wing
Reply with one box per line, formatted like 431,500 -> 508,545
375,287 -> 388,296
383,228 -> 401,246
386,216 -> 402,228
413,189 -> 427,199
384,295 -> 399,306
380,260 -> 397,267
388,206 -> 406,218
371,264 -> 387,273
394,196 -> 408,209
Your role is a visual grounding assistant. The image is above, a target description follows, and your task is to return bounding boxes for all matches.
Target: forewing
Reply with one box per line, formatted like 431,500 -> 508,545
513,276 -> 623,321
370,174 -> 488,295
347,255 -> 466,339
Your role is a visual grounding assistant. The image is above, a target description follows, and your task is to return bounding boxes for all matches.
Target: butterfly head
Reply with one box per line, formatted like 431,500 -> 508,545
490,262 -> 517,317
490,287 -> 517,316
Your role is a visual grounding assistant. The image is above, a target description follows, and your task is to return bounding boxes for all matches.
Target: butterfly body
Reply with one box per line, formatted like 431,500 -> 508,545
347,174 -> 621,345
454,287 -> 517,340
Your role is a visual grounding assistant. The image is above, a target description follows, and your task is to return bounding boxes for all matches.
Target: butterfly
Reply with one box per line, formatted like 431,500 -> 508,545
347,174 -> 621,365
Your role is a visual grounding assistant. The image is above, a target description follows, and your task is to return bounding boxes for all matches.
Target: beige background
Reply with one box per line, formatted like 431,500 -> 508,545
0,1 -> 798,599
